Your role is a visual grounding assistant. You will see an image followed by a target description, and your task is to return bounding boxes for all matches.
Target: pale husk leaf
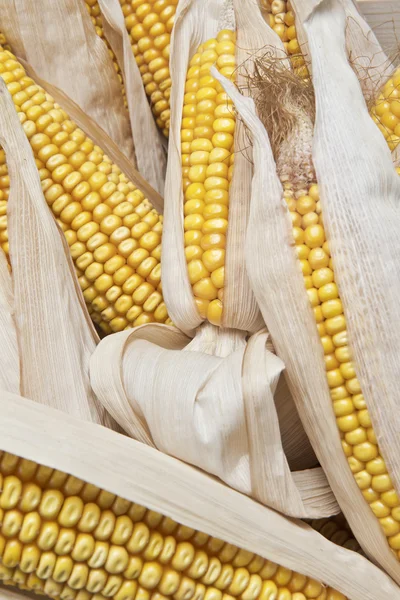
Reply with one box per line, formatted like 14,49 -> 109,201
0,77 -> 113,426
289,0 -> 392,98
1,392 -> 400,600
91,321 -> 335,518
97,0 -> 167,194
0,0 -> 135,162
21,59 -> 164,214
306,0 -> 400,558
213,69 -> 400,581
233,0 -> 318,475
219,0 -> 266,332
0,249 -> 19,394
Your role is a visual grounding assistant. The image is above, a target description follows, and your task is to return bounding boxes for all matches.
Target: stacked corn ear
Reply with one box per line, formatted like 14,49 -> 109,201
223,0 -> 400,584
162,0 -> 263,335
0,391 -> 399,600
0,44 -> 170,335
0,450 -> 343,600
179,27 -> 236,327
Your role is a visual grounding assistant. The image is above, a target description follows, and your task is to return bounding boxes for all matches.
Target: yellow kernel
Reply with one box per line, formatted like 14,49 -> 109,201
353,442 -> 378,462
345,427 -> 367,445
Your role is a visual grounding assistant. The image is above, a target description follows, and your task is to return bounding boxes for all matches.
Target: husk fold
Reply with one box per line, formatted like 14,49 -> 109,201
1,392 -> 400,600
90,322 -> 334,518
216,0 -> 400,583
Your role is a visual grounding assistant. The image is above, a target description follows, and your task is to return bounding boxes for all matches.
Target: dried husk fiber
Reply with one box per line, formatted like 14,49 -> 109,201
1,391 -> 400,600
214,0 -> 400,584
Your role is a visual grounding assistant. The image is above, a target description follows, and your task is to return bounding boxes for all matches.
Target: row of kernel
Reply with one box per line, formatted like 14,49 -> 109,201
286,182 -> 400,558
121,0 -> 178,136
260,0 -> 308,79
182,29 -> 236,326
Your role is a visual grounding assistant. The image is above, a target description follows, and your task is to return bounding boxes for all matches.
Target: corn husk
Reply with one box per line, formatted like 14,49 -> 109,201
0,0 -> 136,164
96,0 -> 167,193
91,321 -> 335,518
287,0 -> 392,92
214,0 -> 400,582
0,249 -> 19,393
1,391 -> 400,600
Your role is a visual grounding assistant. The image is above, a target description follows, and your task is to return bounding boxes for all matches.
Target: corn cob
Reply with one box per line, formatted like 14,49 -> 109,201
120,0 -> 177,137
254,4 -> 400,558
181,29 -> 236,327
85,0 -> 127,106
0,450 -> 345,600
0,43 -> 170,334
282,181 -> 400,556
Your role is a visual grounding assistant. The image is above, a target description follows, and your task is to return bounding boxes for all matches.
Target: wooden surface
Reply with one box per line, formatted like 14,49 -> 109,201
358,0 -> 400,53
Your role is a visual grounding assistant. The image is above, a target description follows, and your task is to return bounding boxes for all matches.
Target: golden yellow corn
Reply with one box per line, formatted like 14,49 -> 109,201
261,0 -> 309,79
370,68 -> 400,152
258,2 -> 400,560
85,0 -> 127,106
181,29 -> 236,327
0,43 -> 170,334
0,450 -> 345,600
285,178 -> 400,557
120,0 -> 178,137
